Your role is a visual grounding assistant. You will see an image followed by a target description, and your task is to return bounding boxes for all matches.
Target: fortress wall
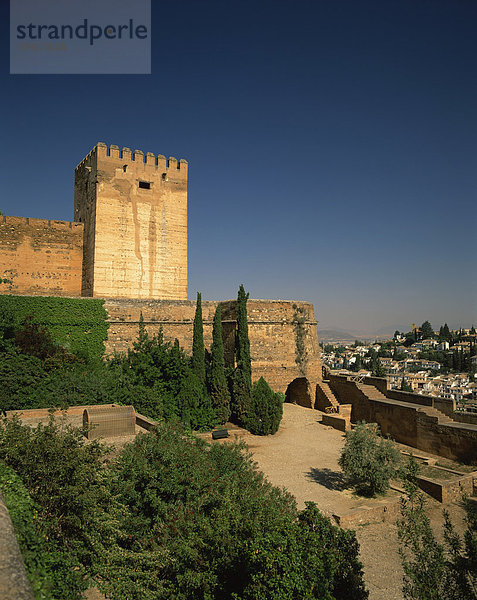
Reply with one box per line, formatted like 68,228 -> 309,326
75,143 -> 187,300
104,298 -> 321,395
361,377 -> 477,425
328,373 -> 477,463
0,216 -> 83,296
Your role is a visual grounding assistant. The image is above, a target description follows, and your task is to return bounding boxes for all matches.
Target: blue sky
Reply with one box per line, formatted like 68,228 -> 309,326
1,0 -> 476,335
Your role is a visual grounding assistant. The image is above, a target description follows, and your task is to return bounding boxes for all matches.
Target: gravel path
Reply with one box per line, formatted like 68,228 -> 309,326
213,404 -> 404,599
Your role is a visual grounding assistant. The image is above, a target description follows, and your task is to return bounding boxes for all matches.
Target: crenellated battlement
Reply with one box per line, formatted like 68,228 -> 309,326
75,142 -> 188,174
1,215 -> 84,231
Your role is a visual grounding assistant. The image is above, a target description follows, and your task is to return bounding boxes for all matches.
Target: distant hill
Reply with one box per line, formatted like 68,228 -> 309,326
317,329 -> 373,344
318,324 -> 409,344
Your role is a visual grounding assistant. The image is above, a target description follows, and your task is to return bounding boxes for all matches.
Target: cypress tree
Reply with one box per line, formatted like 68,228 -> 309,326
192,292 -> 206,386
442,323 -> 451,341
209,304 -> 231,423
231,284 -> 252,425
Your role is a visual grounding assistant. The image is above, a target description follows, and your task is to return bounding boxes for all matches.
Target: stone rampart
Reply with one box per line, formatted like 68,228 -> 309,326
104,297 -> 321,397
328,373 -> 477,463
0,216 -> 83,297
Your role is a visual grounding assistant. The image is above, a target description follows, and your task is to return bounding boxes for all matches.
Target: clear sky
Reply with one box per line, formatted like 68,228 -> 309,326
1,0 -> 476,336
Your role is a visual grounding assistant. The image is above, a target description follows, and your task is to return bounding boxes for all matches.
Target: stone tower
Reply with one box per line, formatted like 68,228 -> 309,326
74,142 -> 187,299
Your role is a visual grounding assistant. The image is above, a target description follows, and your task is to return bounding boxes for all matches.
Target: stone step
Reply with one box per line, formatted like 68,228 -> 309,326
417,405 -> 455,424
316,380 -> 340,410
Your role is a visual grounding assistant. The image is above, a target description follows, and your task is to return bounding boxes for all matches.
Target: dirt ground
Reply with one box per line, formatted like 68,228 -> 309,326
205,403 -> 469,600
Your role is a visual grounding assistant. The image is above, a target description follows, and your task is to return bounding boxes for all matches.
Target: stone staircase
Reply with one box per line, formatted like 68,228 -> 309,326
415,405 -> 455,425
316,379 -> 340,412
356,382 -> 455,425
356,382 -> 387,401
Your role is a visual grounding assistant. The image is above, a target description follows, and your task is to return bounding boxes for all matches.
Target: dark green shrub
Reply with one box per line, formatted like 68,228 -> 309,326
338,422 -> 401,496
114,323 -> 216,428
0,417 -> 122,598
191,292 -> 206,386
103,424 -> 368,600
0,461 -> 87,600
0,416 -> 116,558
0,350 -> 48,413
231,285 -> 252,425
208,304 -> 231,424
177,371 -> 216,430
245,377 -> 283,435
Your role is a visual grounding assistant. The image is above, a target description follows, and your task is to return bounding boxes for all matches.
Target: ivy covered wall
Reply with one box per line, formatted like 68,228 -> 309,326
0,295 -> 109,361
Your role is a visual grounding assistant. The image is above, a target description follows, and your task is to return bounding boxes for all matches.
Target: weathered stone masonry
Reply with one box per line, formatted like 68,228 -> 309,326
74,143 -> 187,300
0,216 -> 83,297
105,297 -> 322,398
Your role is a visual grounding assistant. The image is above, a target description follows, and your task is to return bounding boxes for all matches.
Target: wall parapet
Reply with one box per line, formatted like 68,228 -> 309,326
75,142 -> 188,174
1,215 -> 83,231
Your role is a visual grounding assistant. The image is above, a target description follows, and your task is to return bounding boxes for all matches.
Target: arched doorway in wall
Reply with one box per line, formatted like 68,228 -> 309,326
285,377 -> 313,408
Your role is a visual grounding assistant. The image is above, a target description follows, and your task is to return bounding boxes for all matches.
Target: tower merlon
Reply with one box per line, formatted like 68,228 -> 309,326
110,144 -> 120,158
76,143 -> 188,176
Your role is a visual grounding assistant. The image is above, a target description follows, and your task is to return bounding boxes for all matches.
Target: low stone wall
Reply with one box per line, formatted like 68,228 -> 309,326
135,413 -> 160,431
453,411 -> 477,426
386,389 -> 433,407
0,491 -> 34,600
321,413 -> 350,432
332,496 -> 401,527
5,405 -> 116,419
362,377 -> 477,425
363,375 -> 388,395
417,472 -> 476,503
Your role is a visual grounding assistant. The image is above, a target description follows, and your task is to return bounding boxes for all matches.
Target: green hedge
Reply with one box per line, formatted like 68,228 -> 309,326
0,461 -> 54,599
0,296 -> 109,361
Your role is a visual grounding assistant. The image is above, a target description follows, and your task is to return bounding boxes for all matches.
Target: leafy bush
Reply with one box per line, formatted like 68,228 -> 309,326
245,377 -> 283,435
0,416 -> 124,598
0,461 -> 55,599
0,416 -> 120,564
397,456 -> 477,600
103,423 -> 368,600
338,422 -> 401,496
177,371 -> 216,430
0,416 -> 368,599
208,304 -> 231,424
112,323 -> 217,429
